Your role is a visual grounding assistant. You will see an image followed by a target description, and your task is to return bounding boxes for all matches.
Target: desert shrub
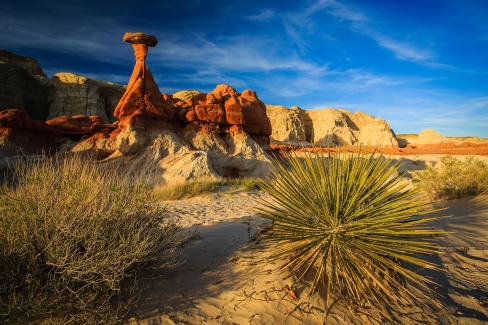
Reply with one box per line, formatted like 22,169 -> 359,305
415,156 -> 488,200
225,178 -> 260,191
258,151 -> 444,308
0,154 -> 183,324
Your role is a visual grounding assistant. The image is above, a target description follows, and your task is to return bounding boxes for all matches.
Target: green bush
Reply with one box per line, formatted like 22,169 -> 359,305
0,154 -> 182,323
415,156 -> 488,200
258,151 -> 444,308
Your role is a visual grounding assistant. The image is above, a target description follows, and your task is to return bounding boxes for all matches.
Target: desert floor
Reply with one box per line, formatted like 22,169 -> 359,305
127,155 -> 488,325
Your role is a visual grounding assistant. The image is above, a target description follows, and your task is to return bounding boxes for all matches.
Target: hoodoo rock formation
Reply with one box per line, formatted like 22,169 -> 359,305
74,32 -> 272,182
114,32 -> 174,127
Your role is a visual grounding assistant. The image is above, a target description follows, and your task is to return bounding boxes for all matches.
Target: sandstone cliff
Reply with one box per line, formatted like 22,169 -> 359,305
49,72 -> 125,122
265,105 -> 306,143
1,50 -> 125,122
0,51 -> 51,120
266,105 -> 398,147
0,50 -> 46,77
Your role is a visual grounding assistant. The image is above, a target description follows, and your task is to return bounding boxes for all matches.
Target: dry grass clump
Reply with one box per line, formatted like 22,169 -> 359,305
258,151 -> 444,309
415,156 -> 488,200
153,178 -> 260,201
0,154 -> 183,324
153,179 -> 219,200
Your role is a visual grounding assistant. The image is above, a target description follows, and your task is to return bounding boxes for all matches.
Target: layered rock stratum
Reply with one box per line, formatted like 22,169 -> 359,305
0,50 -> 125,123
49,73 -> 125,122
266,105 -> 398,147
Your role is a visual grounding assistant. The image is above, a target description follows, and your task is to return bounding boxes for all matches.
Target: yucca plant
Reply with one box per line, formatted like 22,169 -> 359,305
257,150 -> 445,308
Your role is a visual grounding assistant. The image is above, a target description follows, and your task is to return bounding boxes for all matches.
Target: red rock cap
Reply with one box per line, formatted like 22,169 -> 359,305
123,32 -> 158,47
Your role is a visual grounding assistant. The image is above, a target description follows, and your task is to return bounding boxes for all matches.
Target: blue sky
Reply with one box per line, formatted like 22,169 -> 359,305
1,0 -> 488,136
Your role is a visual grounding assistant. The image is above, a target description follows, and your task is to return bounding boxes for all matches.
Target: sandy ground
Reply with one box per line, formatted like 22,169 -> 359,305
126,156 -> 488,325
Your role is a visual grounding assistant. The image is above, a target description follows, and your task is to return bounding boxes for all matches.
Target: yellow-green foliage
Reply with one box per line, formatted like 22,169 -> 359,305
153,179 -> 219,201
0,154 -> 182,324
258,151 -> 444,308
415,156 -> 488,200
153,178 -> 260,201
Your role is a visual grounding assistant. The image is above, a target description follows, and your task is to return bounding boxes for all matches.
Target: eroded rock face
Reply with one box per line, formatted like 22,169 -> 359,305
266,105 -> 398,147
1,50 -> 124,122
265,105 -> 306,143
170,85 -> 271,147
0,50 -> 46,77
46,115 -> 104,134
0,52 -> 50,120
49,73 -> 125,123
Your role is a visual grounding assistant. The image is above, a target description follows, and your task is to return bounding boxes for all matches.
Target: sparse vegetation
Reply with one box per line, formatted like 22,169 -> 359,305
415,156 -> 488,200
258,151 -> 444,308
153,178 -> 260,201
153,179 -> 219,200
0,154 -> 183,324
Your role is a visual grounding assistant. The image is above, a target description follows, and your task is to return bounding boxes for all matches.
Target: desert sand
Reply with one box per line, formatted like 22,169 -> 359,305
125,155 -> 488,325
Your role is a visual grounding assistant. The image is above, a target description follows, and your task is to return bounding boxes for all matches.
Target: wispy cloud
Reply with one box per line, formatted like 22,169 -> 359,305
247,9 -> 276,21
300,0 -> 445,67
150,33 -> 327,75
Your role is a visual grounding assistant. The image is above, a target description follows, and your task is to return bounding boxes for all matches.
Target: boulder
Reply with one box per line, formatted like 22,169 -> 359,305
418,128 -> 446,144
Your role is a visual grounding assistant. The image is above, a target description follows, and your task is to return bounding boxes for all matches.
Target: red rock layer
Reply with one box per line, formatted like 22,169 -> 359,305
0,109 -> 59,155
46,115 -> 104,134
168,84 -> 271,146
270,143 -> 488,156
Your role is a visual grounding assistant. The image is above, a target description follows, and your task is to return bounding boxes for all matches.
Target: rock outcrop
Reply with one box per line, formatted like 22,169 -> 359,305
397,129 -> 447,146
73,32 -> 272,182
0,50 -> 46,77
266,105 -> 398,147
0,51 -> 51,120
49,72 -> 125,123
0,109 -> 60,156
417,129 -> 446,145
170,85 -> 271,147
1,50 -> 125,122
266,105 -> 306,143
